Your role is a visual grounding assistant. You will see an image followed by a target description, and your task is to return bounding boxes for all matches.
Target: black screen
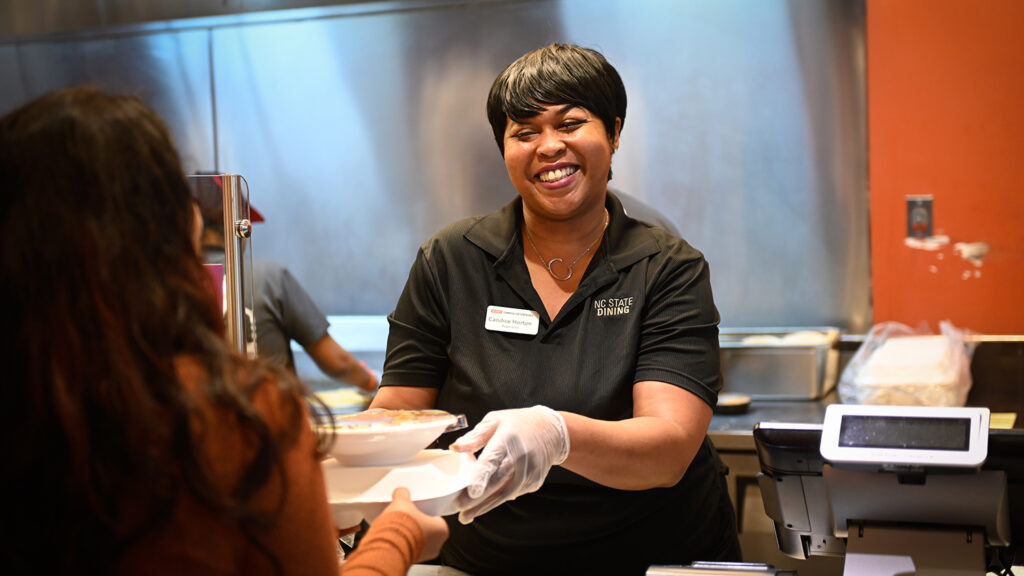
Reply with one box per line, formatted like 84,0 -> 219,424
838,415 -> 971,451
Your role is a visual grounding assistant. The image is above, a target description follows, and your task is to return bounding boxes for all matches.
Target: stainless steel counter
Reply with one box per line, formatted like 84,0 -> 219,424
709,393 -> 838,451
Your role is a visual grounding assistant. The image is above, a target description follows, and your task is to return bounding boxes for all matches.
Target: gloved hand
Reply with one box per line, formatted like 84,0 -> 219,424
449,405 -> 570,524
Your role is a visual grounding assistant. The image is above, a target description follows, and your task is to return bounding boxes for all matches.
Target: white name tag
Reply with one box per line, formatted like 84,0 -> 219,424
484,305 -> 540,336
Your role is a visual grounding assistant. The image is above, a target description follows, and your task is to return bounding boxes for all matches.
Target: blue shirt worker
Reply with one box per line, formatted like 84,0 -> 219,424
194,176 -> 377,392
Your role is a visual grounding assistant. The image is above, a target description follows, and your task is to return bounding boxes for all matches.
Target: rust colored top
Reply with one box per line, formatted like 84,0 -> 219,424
113,357 -> 424,576
344,511 -> 424,575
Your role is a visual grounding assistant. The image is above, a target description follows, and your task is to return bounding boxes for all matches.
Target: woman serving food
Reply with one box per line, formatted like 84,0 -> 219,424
371,43 -> 740,575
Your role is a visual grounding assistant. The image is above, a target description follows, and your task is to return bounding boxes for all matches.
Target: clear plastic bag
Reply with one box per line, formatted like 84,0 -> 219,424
838,320 -> 978,406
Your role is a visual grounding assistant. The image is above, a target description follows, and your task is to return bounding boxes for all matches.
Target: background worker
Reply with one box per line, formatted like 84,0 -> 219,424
194,177 -> 378,392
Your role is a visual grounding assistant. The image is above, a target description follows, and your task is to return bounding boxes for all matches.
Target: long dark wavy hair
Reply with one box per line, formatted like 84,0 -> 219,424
0,86 -> 326,574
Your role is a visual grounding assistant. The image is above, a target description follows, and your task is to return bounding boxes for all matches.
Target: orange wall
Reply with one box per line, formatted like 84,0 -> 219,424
868,0 -> 1024,334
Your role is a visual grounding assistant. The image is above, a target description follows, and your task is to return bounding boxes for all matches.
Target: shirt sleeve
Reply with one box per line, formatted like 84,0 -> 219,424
273,264 -> 331,348
341,511 -> 425,576
381,243 -> 452,389
633,242 -> 722,407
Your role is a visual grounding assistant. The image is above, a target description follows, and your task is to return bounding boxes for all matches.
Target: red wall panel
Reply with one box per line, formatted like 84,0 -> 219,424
868,0 -> 1024,334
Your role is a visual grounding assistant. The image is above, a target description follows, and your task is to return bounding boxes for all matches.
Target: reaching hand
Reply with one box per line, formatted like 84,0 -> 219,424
449,405 -> 569,524
380,487 -> 449,562
359,362 -> 379,391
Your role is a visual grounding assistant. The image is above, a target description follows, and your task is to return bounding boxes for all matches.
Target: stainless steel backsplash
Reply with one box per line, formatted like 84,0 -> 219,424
0,0 -> 870,331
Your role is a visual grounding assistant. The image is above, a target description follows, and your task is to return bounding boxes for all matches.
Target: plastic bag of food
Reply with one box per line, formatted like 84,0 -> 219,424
837,320 -> 978,406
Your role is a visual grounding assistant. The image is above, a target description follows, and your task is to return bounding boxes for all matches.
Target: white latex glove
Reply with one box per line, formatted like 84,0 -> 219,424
449,405 -> 569,524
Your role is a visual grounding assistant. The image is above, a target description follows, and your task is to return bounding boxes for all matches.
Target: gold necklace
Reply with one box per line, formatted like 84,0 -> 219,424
524,209 -> 609,282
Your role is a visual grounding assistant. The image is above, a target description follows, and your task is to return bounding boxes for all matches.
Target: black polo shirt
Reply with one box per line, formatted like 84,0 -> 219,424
382,192 -> 737,574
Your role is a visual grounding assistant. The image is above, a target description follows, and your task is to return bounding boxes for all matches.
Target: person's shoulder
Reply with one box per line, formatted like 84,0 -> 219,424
654,228 -> 705,257
627,223 -> 709,275
252,259 -> 287,275
251,259 -> 307,294
664,234 -> 708,267
173,354 -> 297,429
433,215 -> 486,241
618,212 -> 705,264
418,214 -> 489,258
612,189 -> 680,236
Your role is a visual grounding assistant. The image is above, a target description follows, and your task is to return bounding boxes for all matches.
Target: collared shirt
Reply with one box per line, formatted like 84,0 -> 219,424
381,192 -> 736,574
384,191 -> 721,426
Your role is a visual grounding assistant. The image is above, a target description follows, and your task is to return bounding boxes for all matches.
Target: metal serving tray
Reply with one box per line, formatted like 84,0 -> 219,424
719,327 -> 840,400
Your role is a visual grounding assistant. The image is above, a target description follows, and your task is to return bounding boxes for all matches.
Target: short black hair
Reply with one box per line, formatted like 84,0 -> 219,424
486,43 -> 627,156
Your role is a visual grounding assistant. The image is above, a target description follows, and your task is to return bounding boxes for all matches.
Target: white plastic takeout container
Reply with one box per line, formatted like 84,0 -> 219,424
324,449 -> 475,528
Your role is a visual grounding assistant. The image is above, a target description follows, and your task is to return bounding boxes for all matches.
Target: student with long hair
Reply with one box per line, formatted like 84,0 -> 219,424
0,86 -> 446,575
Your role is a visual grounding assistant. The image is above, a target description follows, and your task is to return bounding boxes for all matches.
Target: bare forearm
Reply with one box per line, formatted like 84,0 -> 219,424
326,356 -> 373,390
307,335 -> 377,391
559,412 -> 704,490
558,381 -> 714,490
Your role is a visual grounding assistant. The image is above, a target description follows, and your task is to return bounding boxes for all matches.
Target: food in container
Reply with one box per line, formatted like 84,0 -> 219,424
321,408 -> 467,466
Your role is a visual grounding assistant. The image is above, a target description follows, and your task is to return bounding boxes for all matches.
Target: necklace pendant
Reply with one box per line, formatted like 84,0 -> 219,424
524,208 -> 608,283
545,257 -> 573,282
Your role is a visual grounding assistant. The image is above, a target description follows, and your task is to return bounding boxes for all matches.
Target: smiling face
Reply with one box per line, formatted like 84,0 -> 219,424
503,103 -> 621,222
